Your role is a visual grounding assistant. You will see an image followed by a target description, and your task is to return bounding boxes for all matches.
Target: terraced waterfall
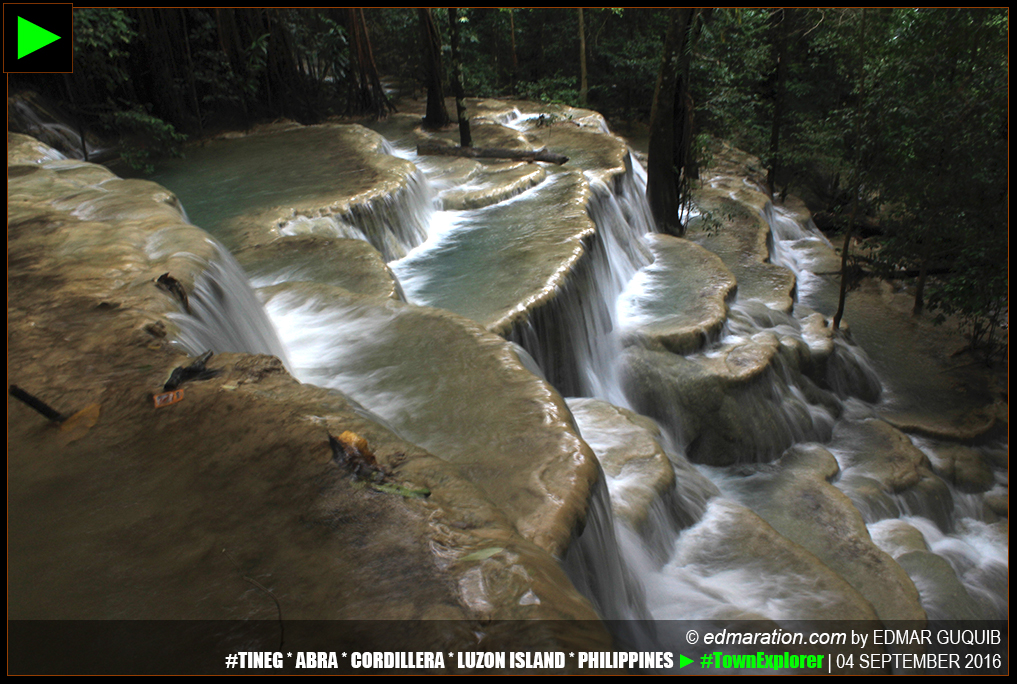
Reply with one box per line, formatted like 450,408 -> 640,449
7,99 -> 1006,669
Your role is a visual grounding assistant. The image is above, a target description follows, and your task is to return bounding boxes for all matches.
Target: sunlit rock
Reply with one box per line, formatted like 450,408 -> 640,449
262,287 -> 600,558
689,190 -> 795,313
148,124 -> 431,260
237,236 -> 404,301
439,161 -> 546,210
566,398 -> 675,533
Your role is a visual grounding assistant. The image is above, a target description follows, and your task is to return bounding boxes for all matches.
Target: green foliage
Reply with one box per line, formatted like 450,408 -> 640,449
73,8 -> 135,91
283,12 -> 349,92
189,12 -> 256,112
363,8 -> 667,120
515,76 -> 581,107
31,7 -> 1011,345
583,9 -> 666,119
110,106 -> 187,174
692,9 -> 773,151
363,9 -> 419,83
691,8 -> 1007,359
865,9 -> 1008,358
70,8 -> 186,171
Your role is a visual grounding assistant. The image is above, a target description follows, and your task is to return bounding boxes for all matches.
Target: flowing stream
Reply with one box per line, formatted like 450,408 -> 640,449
144,106 -> 1006,655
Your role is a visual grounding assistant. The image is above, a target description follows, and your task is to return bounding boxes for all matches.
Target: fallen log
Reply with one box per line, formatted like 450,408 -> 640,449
417,140 -> 568,165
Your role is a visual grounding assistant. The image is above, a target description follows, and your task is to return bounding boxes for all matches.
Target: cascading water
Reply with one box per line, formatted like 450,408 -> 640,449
164,249 -> 288,361
163,242 -> 290,364
753,195 -> 1007,624
278,169 -> 435,262
133,106 -> 1004,659
508,171 -> 652,402
512,128 -> 1005,646
9,95 -> 105,160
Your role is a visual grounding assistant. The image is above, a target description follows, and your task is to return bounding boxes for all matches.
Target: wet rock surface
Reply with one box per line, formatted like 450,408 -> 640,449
146,123 -> 429,260
718,444 -> 926,622
7,134 -> 608,655
263,287 -> 601,558
663,501 -> 880,621
236,235 -> 404,301
566,398 -> 676,533
621,234 -> 736,355
9,101 -> 1007,650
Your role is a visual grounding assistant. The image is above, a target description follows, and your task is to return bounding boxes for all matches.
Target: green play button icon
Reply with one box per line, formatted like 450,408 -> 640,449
679,654 -> 693,669
18,16 -> 60,58
4,4 -> 72,73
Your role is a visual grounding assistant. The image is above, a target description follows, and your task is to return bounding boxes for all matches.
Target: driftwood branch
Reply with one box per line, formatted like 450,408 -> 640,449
417,140 -> 568,165
9,385 -> 67,423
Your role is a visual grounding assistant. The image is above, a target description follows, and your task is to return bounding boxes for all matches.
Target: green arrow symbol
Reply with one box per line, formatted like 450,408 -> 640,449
18,17 -> 61,59
679,654 -> 693,669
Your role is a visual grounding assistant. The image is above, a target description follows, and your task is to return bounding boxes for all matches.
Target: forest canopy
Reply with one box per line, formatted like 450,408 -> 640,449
9,7 -> 1007,356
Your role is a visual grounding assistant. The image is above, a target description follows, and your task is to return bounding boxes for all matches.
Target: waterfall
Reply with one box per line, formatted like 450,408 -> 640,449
561,476 -> 651,621
532,140 -> 1005,633
760,202 -> 883,401
508,155 -> 652,402
278,168 -> 435,262
94,111 -> 1004,645
8,95 -> 104,160
164,242 -> 290,365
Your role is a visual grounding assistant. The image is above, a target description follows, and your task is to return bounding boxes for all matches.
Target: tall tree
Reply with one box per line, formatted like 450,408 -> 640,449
867,9 -> 1007,354
646,8 -> 701,237
447,8 -> 472,147
833,10 -> 867,331
765,8 -> 789,196
578,9 -> 588,105
507,9 -> 518,94
345,8 -> 394,118
419,8 -> 450,130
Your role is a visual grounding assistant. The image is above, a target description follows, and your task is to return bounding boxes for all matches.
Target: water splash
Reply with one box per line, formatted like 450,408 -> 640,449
168,243 -> 290,366
561,476 -> 652,621
278,168 -> 435,262
509,157 -> 652,403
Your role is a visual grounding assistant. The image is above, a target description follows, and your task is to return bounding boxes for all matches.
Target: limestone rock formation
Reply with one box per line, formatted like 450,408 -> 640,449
7,133 -> 610,661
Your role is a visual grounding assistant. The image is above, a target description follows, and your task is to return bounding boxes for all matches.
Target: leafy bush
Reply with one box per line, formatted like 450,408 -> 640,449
109,106 -> 186,173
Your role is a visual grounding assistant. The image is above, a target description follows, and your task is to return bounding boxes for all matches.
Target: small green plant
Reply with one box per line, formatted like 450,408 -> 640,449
109,105 -> 186,173
683,197 -> 736,238
516,76 -> 581,107
692,133 -> 715,173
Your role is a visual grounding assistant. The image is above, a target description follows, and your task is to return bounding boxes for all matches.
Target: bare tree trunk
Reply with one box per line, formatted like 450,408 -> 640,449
419,8 -> 450,130
508,10 -> 518,94
833,10 -> 866,331
345,9 -> 394,118
578,9 -> 588,106
358,9 -> 394,118
913,248 -> 929,316
647,8 -> 697,237
832,198 -> 857,331
180,9 -> 203,135
447,8 -> 472,147
766,9 -> 788,196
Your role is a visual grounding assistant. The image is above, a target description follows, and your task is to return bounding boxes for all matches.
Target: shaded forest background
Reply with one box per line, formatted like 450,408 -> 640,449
8,8 -> 1007,358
